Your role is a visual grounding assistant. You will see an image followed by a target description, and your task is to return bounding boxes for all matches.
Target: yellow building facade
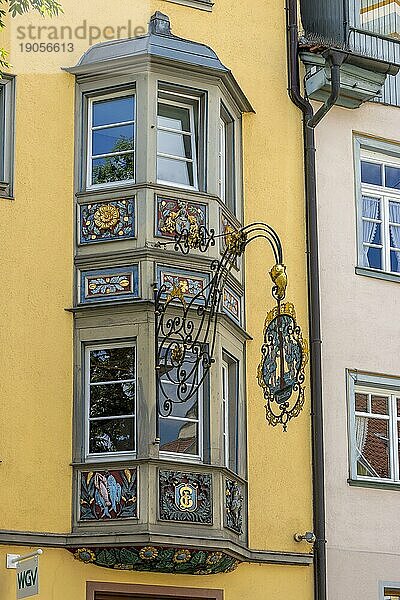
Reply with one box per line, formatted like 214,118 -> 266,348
0,1 -> 313,598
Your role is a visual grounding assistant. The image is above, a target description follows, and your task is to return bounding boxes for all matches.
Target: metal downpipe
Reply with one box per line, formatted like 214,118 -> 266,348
285,1 -> 343,599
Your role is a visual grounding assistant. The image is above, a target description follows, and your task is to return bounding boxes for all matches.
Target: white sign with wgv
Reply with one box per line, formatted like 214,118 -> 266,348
16,556 -> 39,599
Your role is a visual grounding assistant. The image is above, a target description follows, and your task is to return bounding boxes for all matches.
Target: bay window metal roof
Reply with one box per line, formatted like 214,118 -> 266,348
65,12 -> 253,112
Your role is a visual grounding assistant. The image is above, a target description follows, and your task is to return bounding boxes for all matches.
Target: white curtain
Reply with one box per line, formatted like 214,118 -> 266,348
389,201 -> 400,269
355,415 -> 369,459
362,196 -> 380,266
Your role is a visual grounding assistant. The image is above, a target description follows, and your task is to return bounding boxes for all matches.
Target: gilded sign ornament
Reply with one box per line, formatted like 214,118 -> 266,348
257,300 -> 308,431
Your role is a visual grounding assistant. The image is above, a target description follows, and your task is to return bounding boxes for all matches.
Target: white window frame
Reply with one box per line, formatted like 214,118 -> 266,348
0,76 -> 15,198
159,354 -> 204,463
86,89 -> 136,191
85,340 -> 137,460
222,359 -> 230,468
357,146 -> 400,274
348,371 -> 400,484
218,115 -> 226,203
157,93 -> 199,191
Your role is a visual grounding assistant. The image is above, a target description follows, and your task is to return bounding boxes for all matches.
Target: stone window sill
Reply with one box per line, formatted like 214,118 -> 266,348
355,266 -> 400,284
348,478 -> 400,491
163,0 -> 213,11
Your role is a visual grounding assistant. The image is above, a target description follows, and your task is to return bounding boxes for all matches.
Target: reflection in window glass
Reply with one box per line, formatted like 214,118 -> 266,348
384,591 -> 400,600
361,160 -> 382,185
386,165 -> 400,189
353,385 -> 400,482
87,345 -> 136,455
88,93 -> 135,187
157,96 -> 198,190
159,356 -> 202,458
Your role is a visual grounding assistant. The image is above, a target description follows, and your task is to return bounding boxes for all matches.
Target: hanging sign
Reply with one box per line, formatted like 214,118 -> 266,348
16,556 -> 39,599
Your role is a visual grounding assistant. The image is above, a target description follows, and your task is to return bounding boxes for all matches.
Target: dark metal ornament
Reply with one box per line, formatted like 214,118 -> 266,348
154,221 -> 307,438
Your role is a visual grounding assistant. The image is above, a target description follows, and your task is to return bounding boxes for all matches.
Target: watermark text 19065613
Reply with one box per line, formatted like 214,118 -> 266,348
16,19 -> 145,49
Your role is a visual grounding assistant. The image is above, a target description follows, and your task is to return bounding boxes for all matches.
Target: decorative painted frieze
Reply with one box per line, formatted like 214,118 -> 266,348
79,468 -> 137,521
225,479 -> 244,534
71,545 -> 240,575
220,210 -> 240,253
159,470 -> 212,524
80,265 -> 139,303
157,266 -> 209,304
156,196 -> 207,243
222,286 -> 241,325
79,199 -> 135,244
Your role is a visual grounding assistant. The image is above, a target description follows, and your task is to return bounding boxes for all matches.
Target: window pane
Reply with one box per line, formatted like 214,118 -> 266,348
159,385 -> 199,419
92,125 -> 134,156
397,398 -> 400,417
92,153 -> 134,185
157,130 -> 192,159
389,200 -> 400,224
157,156 -> 194,187
159,418 -> 198,455
90,347 -> 135,383
90,382 -> 135,418
371,395 -> 389,415
362,195 -> 380,220
385,165 -> 400,189
361,160 -> 382,185
363,245 -> 382,269
355,392 -> 368,412
158,103 -> 191,132
390,250 -> 400,272
89,417 -> 135,453
356,416 -> 390,479
93,96 -> 134,127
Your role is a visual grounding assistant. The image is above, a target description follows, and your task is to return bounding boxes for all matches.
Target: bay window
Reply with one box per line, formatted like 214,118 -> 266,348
87,91 -> 135,188
86,343 -> 136,457
222,352 -> 239,472
157,89 -> 200,190
218,103 -> 235,212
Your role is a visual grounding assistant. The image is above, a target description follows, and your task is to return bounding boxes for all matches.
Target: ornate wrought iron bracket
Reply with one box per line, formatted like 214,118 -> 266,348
154,222 -> 308,437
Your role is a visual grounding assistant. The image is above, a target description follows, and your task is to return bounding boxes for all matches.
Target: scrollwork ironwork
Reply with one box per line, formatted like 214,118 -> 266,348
154,220 -> 306,438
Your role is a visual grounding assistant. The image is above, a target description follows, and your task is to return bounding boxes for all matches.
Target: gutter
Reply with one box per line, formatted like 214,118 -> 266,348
286,1 -> 344,599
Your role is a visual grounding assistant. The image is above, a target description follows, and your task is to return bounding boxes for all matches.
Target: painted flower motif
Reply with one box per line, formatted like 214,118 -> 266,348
173,549 -> 191,564
94,204 -> 120,230
206,552 -> 223,566
139,546 -> 158,561
194,568 -> 213,575
74,548 -> 96,563
224,560 -> 240,573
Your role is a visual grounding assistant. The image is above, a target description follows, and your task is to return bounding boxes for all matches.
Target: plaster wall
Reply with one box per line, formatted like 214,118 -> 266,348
0,0 -> 313,597
315,100 -> 400,599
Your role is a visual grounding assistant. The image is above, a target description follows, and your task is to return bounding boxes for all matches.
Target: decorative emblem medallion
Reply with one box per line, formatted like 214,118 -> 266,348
157,266 -> 209,305
80,265 -> 139,303
156,197 -> 207,249
225,479 -> 244,534
70,545 -> 240,575
94,204 -> 120,230
257,302 -> 308,431
80,199 -> 135,243
175,483 -> 198,512
159,470 -> 212,524
222,287 -> 241,325
79,469 -> 137,521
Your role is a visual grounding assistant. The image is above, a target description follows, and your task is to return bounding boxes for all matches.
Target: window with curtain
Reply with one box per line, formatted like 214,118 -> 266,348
360,149 -> 400,273
350,378 -> 400,483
